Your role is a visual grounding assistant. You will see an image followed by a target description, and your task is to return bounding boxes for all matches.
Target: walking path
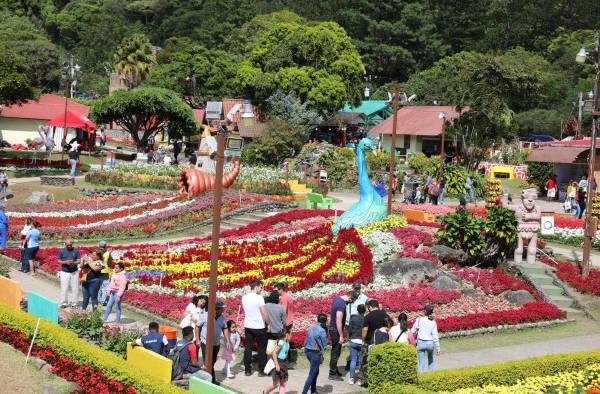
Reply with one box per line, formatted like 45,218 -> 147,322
436,333 -> 600,370
548,243 -> 600,268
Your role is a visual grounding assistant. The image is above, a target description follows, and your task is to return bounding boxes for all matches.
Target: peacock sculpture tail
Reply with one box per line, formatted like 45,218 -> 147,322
332,138 -> 388,234
178,161 -> 240,198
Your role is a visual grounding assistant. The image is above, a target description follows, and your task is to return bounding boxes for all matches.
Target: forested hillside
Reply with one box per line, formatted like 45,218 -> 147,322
1,0 -> 598,137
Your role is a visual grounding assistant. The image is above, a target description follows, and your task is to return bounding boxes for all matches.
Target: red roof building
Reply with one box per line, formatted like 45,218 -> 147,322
0,94 -> 89,120
0,94 -> 90,146
369,105 -> 467,159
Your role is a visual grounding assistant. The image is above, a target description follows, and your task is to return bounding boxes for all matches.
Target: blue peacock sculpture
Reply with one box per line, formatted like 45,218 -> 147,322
332,138 -> 388,234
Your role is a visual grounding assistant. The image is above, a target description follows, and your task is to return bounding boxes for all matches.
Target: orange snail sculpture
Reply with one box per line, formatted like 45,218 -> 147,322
178,161 -> 241,198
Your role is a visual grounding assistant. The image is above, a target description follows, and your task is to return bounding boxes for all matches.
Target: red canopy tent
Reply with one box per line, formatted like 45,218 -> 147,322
47,111 -> 97,151
47,110 -> 96,129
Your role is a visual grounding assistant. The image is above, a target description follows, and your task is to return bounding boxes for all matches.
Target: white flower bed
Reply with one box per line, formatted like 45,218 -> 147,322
360,230 -> 401,264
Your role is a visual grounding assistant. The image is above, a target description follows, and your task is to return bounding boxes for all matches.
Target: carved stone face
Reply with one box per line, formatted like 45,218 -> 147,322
521,192 -> 536,211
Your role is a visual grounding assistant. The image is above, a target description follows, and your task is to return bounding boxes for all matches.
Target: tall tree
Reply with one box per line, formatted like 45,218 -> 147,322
90,87 -> 197,152
0,45 -> 34,105
235,19 -> 365,117
114,33 -> 154,88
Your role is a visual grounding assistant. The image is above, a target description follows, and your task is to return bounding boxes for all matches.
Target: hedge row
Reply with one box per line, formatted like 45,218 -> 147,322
368,343 -> 600,393
0,304 -> 185,394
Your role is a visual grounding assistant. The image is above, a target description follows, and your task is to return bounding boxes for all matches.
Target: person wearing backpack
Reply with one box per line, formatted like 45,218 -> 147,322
389,313 -> 415,345
170,326 -> 205,381
428,178 -> 440,205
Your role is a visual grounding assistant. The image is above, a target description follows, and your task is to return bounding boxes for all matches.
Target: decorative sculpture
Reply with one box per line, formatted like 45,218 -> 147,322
178,161 -> 240,198
514,189 -> 541,264
332,138 -> 387,234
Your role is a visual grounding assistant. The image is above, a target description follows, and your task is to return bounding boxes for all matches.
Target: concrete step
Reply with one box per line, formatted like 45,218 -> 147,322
224,219 -> 254,228
540,285 -> 565,297
519,264 -> 549,274
228,216 -> 259,225
562,307 -> 585,316
548,295 -> 574,309
528,274 -> 555,286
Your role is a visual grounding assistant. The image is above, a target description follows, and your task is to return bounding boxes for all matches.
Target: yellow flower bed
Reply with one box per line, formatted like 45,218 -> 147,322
356,214 -> 407,235
445,364 -> 600,394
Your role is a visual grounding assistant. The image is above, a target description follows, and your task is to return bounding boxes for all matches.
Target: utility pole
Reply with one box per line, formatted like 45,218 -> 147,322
580,33 -> 600,277
387,86 -> 400,215
204,130 -> 226,373
578,91 -> 584,139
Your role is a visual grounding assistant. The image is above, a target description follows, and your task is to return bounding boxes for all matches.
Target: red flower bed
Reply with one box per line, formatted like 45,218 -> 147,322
453,268 -> 541,299
218,209 -> 338,239
545,259 -> 600,296
406,219 -> 442,228
0,324 -> 136,394
0,157 -> 75,169
436,302 -> 565,331
554,215 -> 584,229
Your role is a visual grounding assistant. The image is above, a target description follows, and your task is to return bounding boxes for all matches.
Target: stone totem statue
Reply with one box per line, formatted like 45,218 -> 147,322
514,189 -> 541,264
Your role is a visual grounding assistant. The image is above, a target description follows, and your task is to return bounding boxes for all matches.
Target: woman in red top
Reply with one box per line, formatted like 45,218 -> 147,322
545,175 -> 557,201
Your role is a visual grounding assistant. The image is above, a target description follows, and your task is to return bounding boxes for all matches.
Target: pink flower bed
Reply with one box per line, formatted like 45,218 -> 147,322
453,267 -> 541,299
393,203 -> 454,216
542,258 -> 600,296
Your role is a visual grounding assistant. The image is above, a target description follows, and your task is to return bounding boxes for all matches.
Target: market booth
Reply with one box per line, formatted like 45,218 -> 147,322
47,111 -> 97,151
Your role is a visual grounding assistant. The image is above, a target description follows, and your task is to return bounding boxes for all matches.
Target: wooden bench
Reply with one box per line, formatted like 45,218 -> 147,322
306,192 -> 333,209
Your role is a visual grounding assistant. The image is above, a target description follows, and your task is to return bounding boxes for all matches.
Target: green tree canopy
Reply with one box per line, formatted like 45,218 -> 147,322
235,20 -> 365,117
114,33 -> 154,88
265,90 -> 321,139
0,11 -> 61,91
144,37 -> 237,100
241,118 -> 305,166
0,45 -> 34,105
89,87 -> 197,151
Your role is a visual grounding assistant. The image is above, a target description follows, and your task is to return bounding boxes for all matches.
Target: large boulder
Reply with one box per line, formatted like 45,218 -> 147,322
461,286 -> 485,297
376,257 -> 439,285
25,191 -> 49,204
431,274 -> 461,290
429,244 -> 468,264
500,290 -> 536,305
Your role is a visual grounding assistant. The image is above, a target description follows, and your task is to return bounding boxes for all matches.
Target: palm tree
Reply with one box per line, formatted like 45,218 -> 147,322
113,33 -> 154,89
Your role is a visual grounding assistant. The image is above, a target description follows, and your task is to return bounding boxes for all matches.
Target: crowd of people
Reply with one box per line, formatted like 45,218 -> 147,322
560,174 -> 595,219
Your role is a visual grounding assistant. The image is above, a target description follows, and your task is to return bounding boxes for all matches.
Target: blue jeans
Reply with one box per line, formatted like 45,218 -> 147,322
102,290 -> 122,322
82,278 -> 101,311
349,341 -> 362,379
416,339 -> 434,373
69,159 -> 77,177
302,349 -> 321,394
98,279 -> 109,304
439,189 -> 445,204
0,224 -> 6,250
465,188 -> 474,203
21,247 -> 38,272
0,184 -> 6,199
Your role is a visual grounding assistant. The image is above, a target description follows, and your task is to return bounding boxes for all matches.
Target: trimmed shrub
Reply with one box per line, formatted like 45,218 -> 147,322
368,342 -> 418,390
418,349 -> 600,392
0,304 -> 184,394
370,383 -> 435,394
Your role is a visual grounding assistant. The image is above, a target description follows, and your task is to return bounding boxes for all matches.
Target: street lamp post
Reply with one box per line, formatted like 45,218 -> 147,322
387,86 -> 400,215
576,34 -> 600,277
60,53 -> 80,160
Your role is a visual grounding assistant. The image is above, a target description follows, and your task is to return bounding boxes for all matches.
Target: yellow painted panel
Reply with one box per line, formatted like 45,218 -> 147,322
126,343 -> 172,383
402,209 -> 427,222
490,165 -> 515,179
0,276 -> 22,308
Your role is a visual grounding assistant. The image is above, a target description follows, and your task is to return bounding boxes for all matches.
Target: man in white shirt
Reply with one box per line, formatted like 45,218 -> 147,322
242,279 -> 270,376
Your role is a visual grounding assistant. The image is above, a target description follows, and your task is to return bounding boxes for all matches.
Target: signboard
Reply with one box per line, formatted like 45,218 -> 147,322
27,291 -> 59,323
540,213 -> 555,236
225,136 -> 243,158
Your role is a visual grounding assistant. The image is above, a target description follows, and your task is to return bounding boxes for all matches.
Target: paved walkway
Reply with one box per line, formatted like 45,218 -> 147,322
8,175 -> 85,185
548,243 -> 600,268
436,333 -> 600,370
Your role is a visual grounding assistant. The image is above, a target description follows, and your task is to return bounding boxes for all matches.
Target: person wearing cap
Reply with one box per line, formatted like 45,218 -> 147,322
345,282 -> 367,371
195,300 -> 232,385
411,304 -> 440,373
97,240 -> 114,305
0,204 -> 8,253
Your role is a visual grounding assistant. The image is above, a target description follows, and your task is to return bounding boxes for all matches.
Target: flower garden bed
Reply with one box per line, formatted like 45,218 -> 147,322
0,304 -> 184,394
5,209 -> 567,347
6,190 -> 284,240
542,258 -> 600,297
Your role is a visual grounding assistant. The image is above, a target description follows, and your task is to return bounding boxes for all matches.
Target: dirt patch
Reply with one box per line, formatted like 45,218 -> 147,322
5,181 -> 83,209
